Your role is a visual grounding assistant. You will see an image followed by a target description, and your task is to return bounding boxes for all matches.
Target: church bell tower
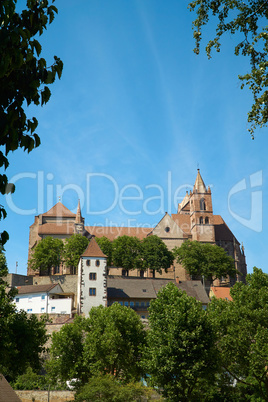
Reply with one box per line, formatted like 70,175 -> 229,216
189,169 -> 215,243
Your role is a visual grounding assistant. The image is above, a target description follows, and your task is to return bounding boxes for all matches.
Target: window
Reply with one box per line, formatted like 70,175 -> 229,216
205,217 -> 209,224
41,294 -> 45,300
95,260 -> 100,267
200,198 -> 206,211
142,289 -> 147,292
118,301 -> 123,306
135,302 -> 139,307
139,270 -> 144,278
165,226 -> 170,233
89,273 -> 96,280
54,266 -> 60,274
27,309 -> 32,313
15,298 -> 19,303
41,307 -> 45,313
141,302 -> 145,307
146,301 -> 150,307
51,306 -> 55,312
124,301 -> 129,306
89,288 -> 96,296
86,260 -> 91,266
199,217 -> 203,225
130,301 -> 134,307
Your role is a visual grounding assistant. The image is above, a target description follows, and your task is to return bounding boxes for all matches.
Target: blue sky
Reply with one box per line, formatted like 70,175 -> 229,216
3,0 -> 268,275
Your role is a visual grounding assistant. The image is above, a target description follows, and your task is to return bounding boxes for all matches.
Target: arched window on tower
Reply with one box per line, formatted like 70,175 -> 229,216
199,217 -> 203,225
200,198 -> 206,211
205,217 -> 209,224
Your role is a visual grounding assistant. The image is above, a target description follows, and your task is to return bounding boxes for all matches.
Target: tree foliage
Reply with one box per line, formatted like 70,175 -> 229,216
83,304 -> 146,383
144,283 -> 217,401
28,236 -> 64,274
112,236 -> 142,271
173,240 -> 237,280
74,374 -> 153,402
0,0 -> 63,245
0,250 -> 48,382
104,235 -> 174,275
208,267 -> 268,400
189,0 -> 268,137
46,304 -> 146,386
63,234 -> 89,271
12,366 -> 47,390
95,236 -> 113,266
46,315 -> 85,386
141,235 -> 174,275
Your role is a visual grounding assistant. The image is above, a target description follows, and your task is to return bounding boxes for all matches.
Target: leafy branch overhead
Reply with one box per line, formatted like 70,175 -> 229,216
189,0 -> 268,137
0,0 -> 63,245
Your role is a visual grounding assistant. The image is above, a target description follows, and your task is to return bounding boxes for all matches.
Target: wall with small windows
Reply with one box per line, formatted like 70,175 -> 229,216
77,256 -> 107,316
14,285 -> 72,315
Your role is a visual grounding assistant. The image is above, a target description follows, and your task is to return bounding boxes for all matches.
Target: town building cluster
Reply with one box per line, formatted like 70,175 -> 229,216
8,170 -> 246,319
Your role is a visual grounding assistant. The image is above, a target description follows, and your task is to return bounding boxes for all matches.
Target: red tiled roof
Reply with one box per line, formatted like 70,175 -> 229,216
214,215 -> 239,244
85,226 -> 152,240
171,213 -> 191,235
210,286 -> 233,301
38,223 -> 74,235
82,237 -> 107,258
42,202 -> 76,217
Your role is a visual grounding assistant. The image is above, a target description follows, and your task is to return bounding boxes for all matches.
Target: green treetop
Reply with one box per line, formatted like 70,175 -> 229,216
141,235 -> 174,277
208,267 -> 268,400
63,234 -> 89,273
112,236 -> 142,272
95,236 -> 113,266
28,236 -> 64,275
173,240 -> 237,280
144,283 -> 217,401
0,249 -> 48,382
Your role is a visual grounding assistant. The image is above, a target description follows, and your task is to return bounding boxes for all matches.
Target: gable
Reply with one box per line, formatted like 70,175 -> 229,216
152,213 -> 186,239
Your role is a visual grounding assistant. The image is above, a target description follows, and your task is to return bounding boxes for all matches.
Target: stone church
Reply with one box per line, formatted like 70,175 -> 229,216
27,170 -> 247,285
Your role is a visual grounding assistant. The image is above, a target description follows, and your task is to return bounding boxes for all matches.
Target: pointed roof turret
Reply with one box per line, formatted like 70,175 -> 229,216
194,169 -> 207,193
178,191 -> 190,212
82,237 -> 107,258
75,199 -> 82,223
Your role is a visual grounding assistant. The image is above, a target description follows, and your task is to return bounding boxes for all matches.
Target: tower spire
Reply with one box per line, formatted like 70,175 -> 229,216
194,169 -> 207,193
75,199 -> 82,224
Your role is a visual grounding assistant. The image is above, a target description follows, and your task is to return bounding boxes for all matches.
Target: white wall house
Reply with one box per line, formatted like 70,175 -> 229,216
77,237 -> 107,316
15,284 -> 73,315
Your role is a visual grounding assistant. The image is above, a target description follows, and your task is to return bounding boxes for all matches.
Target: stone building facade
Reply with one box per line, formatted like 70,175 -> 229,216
27,170 -> 247,285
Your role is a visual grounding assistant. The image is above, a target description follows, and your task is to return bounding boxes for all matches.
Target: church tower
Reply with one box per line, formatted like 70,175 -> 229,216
74,200 -> 85,234
189,169 -> 215,243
